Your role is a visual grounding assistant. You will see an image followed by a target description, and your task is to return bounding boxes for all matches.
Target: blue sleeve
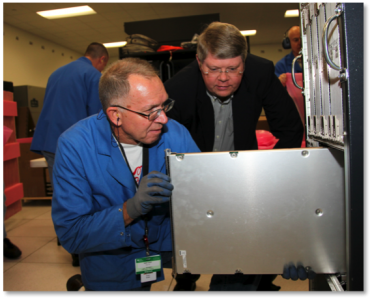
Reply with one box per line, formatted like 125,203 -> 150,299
168,119 -> 201,154
275,58 -> 287,77
86,71 -> 103,116
51,135 -> 129,254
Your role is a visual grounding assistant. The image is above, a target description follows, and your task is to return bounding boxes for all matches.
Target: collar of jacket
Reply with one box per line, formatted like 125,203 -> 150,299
94,109 -> 165,190
78,56 -> 93,66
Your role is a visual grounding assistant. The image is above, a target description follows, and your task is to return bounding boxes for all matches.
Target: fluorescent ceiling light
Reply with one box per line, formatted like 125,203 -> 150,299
240,30 -> 256,36
104,41 -> 128,48
37,5 -> 96,19
285,9 -> 299,18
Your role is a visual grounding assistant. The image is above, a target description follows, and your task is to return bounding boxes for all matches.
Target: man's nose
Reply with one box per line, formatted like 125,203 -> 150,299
156,109 -> 168,124
218,71 -> 229,81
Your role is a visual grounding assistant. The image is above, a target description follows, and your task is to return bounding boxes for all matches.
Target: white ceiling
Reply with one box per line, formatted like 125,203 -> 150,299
3,2 -> 301,57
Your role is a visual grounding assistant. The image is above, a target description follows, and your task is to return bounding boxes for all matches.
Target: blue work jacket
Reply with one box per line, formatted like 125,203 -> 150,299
52,111 -> 200,290
274,52 -> 303,77
31,57 -> 102,155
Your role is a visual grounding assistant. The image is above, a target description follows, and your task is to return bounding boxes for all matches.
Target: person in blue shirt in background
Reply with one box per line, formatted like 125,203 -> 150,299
30,42 -> 109,266
51,58 -> 200,291
275,26 -> 302,87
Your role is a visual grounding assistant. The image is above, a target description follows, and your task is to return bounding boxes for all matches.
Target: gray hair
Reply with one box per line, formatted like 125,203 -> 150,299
99,58 -> 159,112
197,22 -> 248,63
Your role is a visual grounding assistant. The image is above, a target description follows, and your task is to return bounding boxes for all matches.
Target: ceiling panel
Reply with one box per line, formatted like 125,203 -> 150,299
99,10 -> 134,22
17,3 -> 61,12
3,2 -> 301,56
116,3 -> 154,10
125,6 -> 158,17
88,3 -> 125,13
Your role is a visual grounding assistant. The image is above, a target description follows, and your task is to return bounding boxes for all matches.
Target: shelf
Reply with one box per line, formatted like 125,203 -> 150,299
119,49 -> 196,61
3,100 -> 18,116
3,142 -> 20,161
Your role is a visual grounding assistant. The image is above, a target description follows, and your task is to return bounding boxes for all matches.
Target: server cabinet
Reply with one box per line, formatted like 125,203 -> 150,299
299,3 -> 363,291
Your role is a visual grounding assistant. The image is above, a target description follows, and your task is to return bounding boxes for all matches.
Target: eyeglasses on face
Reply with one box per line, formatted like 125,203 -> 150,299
201,66 -> 243,78
110,98 -> 175,121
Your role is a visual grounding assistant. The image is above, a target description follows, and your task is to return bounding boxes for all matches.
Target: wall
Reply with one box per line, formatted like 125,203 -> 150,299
250,43 -> 292,65
3,23 -> 119,88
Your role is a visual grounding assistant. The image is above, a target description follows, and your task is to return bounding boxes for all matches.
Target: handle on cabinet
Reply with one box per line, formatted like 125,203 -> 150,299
291,54 -> 304,90
322,6 -> 343,71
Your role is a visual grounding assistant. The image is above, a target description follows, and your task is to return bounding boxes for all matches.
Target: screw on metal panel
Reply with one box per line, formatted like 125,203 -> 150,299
301,150 -> 309,157
335,6 -> 343,15
339,72 -> 347,81
176,154 -> 184,161
315,209 -> 323,216
229,152 -> 238,158
206,210 -> 214,218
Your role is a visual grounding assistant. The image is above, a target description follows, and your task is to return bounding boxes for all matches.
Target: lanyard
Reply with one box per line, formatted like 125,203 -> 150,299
116,140 -> 149,189
116,139 -> 151,256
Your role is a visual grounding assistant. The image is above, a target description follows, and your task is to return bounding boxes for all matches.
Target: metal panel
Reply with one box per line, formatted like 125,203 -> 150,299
318,4 -> 331,138
325,3 -> 344,145
306,24 -> 316,124
167,148 -> 346,275
341,3 -> 364,291
311,13 -> 323,137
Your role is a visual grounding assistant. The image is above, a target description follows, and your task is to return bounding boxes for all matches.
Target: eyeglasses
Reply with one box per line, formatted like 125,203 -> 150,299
111,98 -> 175,121
202,66 -> 244,78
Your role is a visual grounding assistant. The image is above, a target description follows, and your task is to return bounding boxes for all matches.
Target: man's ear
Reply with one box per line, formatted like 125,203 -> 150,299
196,54 -> 201,68
195,54 -> 203,72
99,55 -> 107,64
106,107 -> 121,126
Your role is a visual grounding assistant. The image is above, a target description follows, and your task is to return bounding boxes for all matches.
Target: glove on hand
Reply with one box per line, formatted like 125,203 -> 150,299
282,263 -> 316,281
126,171 -> 174,220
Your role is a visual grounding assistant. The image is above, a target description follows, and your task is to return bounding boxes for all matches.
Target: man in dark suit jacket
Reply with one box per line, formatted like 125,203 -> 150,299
165,27 -> 303,152
164,22 -> 304,291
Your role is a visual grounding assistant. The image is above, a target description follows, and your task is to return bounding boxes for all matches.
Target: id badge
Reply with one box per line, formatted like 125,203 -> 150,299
135,255 -> 161,283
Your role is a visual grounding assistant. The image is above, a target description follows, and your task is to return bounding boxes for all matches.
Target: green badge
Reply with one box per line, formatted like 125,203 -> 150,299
135,255 -> 161,275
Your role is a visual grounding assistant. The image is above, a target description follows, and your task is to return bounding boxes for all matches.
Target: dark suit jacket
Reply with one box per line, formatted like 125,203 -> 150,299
164,54 -> 304,152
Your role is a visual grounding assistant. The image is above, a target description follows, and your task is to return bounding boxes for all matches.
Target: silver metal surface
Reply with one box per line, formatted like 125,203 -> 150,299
311,14 -> 322,121
168,148 -> 346,275
326,3 -> 343,117
318,4 -> 331,140
301,3 -> 345,149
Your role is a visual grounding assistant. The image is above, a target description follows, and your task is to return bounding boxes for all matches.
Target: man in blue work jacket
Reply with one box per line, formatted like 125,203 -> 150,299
275,26 -> 303,87
31,42 -> 109,266
31,42 -> 109,178
51,58 -> 200,291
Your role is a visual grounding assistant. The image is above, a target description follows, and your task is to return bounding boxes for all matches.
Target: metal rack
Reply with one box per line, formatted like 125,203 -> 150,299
297,3 -> 363,291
